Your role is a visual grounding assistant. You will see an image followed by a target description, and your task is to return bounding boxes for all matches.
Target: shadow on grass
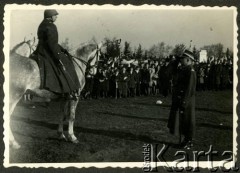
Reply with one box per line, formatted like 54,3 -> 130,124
96,111 -> 232,131
96,111 -> 169,122
134,102 -> 232,114
12,116 -> 174,145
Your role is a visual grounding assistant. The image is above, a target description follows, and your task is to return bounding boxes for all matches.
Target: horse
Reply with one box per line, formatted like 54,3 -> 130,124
9,40 -> 105,149
11,35 -> 37,57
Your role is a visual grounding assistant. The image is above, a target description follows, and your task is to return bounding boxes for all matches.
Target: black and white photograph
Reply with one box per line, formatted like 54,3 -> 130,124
3,4 -> 237,169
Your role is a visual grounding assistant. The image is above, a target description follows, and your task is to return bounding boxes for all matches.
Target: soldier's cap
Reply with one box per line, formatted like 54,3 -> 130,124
44,9 -> 59,18
181,49 -> 195,61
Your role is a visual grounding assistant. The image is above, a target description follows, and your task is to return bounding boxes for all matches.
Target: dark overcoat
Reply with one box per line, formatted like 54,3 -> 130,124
128,71 -> 137,88
221,64 -> 229,88
118,72 -> 129,95
167,64 -> 196,139
32,18 -> 80,94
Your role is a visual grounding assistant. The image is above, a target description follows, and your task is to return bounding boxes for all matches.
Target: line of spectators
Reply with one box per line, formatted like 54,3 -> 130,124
82,56 -> 233,99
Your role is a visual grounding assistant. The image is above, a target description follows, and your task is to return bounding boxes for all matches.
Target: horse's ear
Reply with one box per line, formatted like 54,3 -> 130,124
98,42 -> 103,49
24,36 -> 26,42
33,37 -> 36,44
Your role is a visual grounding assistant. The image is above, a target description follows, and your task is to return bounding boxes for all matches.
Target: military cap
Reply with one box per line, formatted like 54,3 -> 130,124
44,9 -> 59,18
181,49 -> 195,61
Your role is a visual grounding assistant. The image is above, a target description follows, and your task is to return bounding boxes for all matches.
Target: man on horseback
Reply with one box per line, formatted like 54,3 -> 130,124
32,9 -> 80,99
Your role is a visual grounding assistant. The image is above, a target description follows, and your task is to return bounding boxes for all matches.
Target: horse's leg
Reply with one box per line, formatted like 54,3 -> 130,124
67,99 -> 79,143
9,87 -> 26,149
57,100 -> 69,141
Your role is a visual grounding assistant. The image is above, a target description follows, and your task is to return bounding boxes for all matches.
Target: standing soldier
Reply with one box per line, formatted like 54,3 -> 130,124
167,50 -> 196,149
34,9 -> 80,99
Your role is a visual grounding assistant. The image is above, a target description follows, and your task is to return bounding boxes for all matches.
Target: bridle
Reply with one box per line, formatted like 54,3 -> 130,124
10,38 -> 36,56
72,45 -> 101,76
23,37 -> 36,55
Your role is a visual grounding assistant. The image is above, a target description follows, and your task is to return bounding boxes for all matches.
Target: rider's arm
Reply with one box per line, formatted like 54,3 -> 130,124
46,24 -> 61,61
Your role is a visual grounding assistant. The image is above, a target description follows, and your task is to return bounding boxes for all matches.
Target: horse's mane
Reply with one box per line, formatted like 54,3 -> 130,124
75,44 -> 97,57
10,41 -> 26,54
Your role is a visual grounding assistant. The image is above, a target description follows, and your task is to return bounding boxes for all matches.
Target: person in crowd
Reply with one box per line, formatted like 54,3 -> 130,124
221,60 -> 229,90
114,69 -> 120,99
135,66 -> 141,96
215,60 -> 222,91
128,66 -> 137,97
149,64 -> 157,95
142,63 -> 150,96
208,60 -> 216,90
118,67 -> 129,98
139,63 -> 145,96
155,65 -> 161,95
109,67 -> 117,98
159,58 -> 171,97
198,66 -> 205,91
102,69 -> 109,98
205,64 -> 211,90
228,61 -> 233,89
95,68 -> 104,98
152,66 -> 159,95
167,50 -> 196,149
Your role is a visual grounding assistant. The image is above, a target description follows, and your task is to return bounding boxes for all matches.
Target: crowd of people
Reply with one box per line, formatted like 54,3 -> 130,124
81,55 -> 233,99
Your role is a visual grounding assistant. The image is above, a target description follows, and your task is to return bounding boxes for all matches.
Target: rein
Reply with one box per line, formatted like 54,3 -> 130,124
71,45 -> 100,76
11,40 -> 36,55
25,41 -> 36,55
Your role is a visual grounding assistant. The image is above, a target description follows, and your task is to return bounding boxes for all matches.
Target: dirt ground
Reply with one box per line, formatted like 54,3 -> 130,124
9,90 -> 233,163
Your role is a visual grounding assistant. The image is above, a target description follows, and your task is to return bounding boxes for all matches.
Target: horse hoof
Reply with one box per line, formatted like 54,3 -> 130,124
58,133 -> 68,142
72,139 -> 79,144
59,136 -> 68,142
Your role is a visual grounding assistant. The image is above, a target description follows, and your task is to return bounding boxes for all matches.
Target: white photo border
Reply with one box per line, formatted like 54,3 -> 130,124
3,4 -> 238,169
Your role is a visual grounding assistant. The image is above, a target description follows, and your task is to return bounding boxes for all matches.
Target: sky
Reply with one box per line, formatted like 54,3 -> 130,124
9,8 -> 234,51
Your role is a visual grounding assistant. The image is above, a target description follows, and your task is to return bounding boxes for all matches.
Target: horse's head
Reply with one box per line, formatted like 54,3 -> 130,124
74,41 -> 107,76
87,42 -> 108,75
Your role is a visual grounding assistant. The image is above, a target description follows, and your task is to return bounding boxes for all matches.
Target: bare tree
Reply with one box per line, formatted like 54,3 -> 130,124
135,44 -> 143,60
201,43 -> 224,60
172,44 -> 186,57
60,38 -> 72,52
123,41 -> 132,59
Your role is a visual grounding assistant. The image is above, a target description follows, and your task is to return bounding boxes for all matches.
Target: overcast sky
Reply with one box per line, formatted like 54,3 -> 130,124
10,8 -> 234,51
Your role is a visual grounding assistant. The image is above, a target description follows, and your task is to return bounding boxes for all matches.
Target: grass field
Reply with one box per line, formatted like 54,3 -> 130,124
9,90 -> 233,163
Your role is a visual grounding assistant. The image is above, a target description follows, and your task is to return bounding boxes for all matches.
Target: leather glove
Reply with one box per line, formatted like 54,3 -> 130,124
62,48 -> 71,57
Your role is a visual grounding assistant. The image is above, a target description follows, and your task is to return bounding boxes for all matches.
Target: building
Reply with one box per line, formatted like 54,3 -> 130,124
199,50 -> 207,63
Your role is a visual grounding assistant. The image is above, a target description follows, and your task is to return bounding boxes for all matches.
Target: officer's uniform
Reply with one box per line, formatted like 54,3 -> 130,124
167,50 -> 196,144
32,10 -> 80,94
